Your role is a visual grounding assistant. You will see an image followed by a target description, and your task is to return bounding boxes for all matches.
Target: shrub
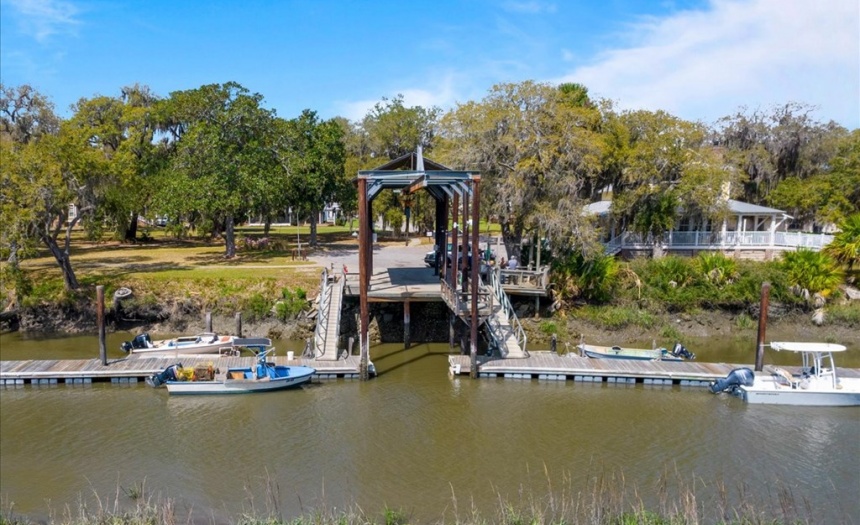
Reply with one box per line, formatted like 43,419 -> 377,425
539,320 -> 558,335
243,293 -> 271,321
780,249 -> 844,299
275,288 -> 307,321
695,252 -> 738,286
551,252 -> 619,304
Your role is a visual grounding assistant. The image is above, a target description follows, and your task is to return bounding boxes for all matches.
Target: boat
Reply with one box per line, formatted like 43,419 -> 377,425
710,341 -> 860,406
121,332 -> 236,356
146,338 -> 316,395
578,342 -> 695,361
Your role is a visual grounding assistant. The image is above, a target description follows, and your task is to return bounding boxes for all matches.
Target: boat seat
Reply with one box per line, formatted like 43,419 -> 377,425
769,366 -> 799,388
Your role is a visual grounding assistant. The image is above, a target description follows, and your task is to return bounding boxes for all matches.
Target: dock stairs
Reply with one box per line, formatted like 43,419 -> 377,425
312,268 -> 344,360
485,269 -> 528,358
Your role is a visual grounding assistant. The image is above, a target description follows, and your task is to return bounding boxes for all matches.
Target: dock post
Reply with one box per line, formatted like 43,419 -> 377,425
403,301 -> 411,349
205,311 -> 212,332
235,312 -> 242,337
755,281 -> 770,371
97,285 -> 107,366
551,334 -> 557,354
449,313 -> 456,349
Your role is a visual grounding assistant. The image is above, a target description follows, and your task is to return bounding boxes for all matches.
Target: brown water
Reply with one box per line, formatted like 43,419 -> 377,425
1,333 -> 859,524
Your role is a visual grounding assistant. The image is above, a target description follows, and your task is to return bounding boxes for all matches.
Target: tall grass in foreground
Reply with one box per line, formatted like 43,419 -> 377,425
1,466 -> 839,525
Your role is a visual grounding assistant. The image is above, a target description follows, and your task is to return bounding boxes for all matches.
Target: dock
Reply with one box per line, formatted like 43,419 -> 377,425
447,352 -> 860,386
0,355 -> 363,386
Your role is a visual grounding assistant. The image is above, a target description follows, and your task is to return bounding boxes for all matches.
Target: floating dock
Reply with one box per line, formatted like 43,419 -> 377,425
447,352 -> 860,386
0,355 -> 363,386
4,352 -> 859,388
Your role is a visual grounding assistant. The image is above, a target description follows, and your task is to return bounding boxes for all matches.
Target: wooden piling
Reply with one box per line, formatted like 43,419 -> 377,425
97,286 -> 107,366
755,281 -> 770,371
235,312 -> 242,337
205,311 -> 212,332
403,300 -> 411,349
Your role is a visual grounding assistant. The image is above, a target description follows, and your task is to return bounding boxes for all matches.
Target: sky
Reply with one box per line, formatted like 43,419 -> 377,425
1,0 -> 858,129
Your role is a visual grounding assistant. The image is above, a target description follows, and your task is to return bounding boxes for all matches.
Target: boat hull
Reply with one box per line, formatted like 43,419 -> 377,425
739,377 -> 860,406
164,366 -> 315,395
129,334 -> 236,356
579,344 -> 683,361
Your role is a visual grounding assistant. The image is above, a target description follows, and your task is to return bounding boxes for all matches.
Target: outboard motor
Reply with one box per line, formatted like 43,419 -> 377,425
121,333 -> 152,353
146,363 -> 182,388
671,342 -> 695,360
709,367 -> 755,394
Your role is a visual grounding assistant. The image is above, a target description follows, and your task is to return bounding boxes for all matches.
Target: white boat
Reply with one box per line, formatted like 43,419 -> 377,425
578,342 -> 694,361
121,332 -> 236,356
146,339 -> 316,395
711,342 -> 860,406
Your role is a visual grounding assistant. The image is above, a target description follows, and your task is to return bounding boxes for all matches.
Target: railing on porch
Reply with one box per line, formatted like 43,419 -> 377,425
497,266 -> 551,290
439,280 -> 494,321
605,230 -> 833,253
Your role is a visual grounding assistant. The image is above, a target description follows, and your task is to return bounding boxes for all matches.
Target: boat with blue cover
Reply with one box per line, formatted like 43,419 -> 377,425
146,338 -> 316,395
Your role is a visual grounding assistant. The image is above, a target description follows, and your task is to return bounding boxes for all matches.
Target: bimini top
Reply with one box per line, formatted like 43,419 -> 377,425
771,342 -> 847,353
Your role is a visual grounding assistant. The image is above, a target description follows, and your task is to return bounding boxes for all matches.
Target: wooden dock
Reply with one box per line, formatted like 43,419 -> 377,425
0,355 -> 363,386
447,352 -> 860,386
6,351 -> 859,388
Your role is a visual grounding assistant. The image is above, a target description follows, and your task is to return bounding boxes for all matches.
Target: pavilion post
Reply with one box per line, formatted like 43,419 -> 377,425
470,178 -> 481,379
450,193 -> 459,290
358,178 -> 370,380
462,193 -> 470,293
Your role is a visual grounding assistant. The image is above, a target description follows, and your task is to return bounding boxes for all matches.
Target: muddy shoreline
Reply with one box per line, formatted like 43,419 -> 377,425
4,299 -> 859,351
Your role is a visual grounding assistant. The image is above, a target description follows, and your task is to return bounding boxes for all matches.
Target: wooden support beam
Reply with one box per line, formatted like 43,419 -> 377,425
470,179 -> 480,378
97,285 -> 107,366
358,178 -> 370,381
450,193 -> 459,290
403,300 -> 411,349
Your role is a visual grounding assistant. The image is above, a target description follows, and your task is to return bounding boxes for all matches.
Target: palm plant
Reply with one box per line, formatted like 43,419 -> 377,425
551,252 -> 619,303
823,213 -> 860,280
695,252 -> 738,286
780,248 -> 844,300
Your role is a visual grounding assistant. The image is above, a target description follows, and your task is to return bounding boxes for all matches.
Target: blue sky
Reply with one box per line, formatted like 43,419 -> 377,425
2,0 -> 858,128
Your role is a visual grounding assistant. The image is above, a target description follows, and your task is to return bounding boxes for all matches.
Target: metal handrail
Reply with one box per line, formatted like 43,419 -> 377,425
332,272 -> 345,358
487,268 -> 528,357
312,268 -> 332,358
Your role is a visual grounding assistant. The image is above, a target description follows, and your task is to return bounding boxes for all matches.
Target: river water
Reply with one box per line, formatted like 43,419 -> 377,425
1,332 -> 858,524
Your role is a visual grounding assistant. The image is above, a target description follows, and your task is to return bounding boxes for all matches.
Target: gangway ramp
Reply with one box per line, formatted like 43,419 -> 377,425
485,303 -> 526,358
313,269 -> 345,360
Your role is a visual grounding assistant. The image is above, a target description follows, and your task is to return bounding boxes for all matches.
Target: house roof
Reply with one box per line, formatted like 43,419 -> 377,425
727,199 -> 787,216
585,199 -> 788,217
584,200 -> 611,216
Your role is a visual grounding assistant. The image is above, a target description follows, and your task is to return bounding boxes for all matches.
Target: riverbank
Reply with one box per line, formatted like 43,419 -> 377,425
2,231 -> 858,351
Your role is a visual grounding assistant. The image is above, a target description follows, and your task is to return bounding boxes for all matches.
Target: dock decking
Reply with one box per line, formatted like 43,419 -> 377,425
447,352 -> 860,386
0,355 -> 363,385
6,351 -> 859,388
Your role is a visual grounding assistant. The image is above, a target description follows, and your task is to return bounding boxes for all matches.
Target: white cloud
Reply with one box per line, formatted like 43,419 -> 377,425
557,0 -> 860,127
333,74 -> 462,122
6,0 -> 81,42
502,1 -> 557,14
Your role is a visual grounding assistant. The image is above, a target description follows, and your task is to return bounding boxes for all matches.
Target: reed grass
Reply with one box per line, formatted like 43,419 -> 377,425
1,466 -> 835,525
